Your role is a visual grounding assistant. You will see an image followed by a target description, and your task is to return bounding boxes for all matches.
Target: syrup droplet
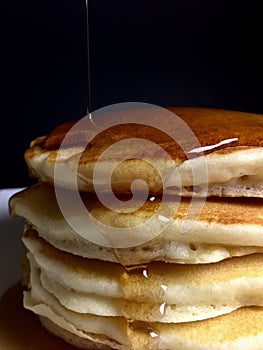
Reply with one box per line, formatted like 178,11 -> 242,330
158,214 -> 170,223
150,331 -> 159,338
142,268 -> 148,278
161,284 -> 168,291
159,302 -> 166,316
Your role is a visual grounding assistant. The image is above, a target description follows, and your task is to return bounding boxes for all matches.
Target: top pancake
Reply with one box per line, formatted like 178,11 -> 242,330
24,107 -> 263,196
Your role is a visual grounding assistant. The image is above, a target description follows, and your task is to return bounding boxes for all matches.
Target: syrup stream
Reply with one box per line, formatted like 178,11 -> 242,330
85,0 -> 92,116
84,4 -> 162,347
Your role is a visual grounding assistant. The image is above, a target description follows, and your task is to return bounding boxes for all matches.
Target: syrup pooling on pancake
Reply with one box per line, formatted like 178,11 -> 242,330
24,107 -> 263,197
26,104 -> 209,193
41,107 -> 263,156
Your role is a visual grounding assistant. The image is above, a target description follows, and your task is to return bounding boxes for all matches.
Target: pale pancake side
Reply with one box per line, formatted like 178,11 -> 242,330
24,266 -> 263,350
23,229 -> 263,323
39,311 -> 263,350
10,183 -> 263,265
40,317 -> 112,350
24,265 -> 128,350
28,254 -> 240,323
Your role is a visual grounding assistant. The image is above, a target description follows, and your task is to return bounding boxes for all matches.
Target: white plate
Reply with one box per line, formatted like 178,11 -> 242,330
0,188 -> 25,297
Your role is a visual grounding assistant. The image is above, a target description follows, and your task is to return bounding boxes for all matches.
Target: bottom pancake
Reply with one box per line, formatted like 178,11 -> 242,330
39,307 -> 263,350
22,231 -> 263,349
25,283 -> 263,350
40,317 -> 114,350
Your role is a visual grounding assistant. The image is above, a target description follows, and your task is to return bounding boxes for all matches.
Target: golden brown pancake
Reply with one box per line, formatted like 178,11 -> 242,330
24,107 -> 263,196
10,106 -> 263,349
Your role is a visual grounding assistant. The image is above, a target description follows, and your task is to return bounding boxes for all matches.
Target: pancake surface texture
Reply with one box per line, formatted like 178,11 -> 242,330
22,230 -> 263,349
24,107 -> 263,197
23,229 -> 263,324
9,183 -> 263,265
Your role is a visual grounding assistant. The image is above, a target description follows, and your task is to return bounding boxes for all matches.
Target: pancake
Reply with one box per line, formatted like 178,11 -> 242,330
24,107 -> 263,197
10,183 -> 263,265
22,233 -> 263,349
38,309 -> 263,350
25,276 -> 263,350
10,106 -> 263,348
22,228 -> 263,324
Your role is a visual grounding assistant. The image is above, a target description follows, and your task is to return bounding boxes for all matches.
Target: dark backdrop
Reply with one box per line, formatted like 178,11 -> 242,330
1,0 -> 263,188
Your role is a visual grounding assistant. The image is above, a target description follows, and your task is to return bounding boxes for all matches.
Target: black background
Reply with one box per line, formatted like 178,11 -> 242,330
1,0 -> 263,188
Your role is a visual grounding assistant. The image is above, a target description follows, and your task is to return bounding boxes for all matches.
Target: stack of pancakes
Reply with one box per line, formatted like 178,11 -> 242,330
10,107 -> 263,349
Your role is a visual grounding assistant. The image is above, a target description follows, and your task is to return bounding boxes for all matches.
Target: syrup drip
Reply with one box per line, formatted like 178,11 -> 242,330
97,192 -> 172,348
85,0 -> 92,116
121,263 -> 161,348
116,261 -> 171,349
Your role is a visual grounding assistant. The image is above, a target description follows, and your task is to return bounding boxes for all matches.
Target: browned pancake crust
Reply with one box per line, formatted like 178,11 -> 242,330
27,108 -> 263,164
153,306 -> 263,343
84,191 -> 263,226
